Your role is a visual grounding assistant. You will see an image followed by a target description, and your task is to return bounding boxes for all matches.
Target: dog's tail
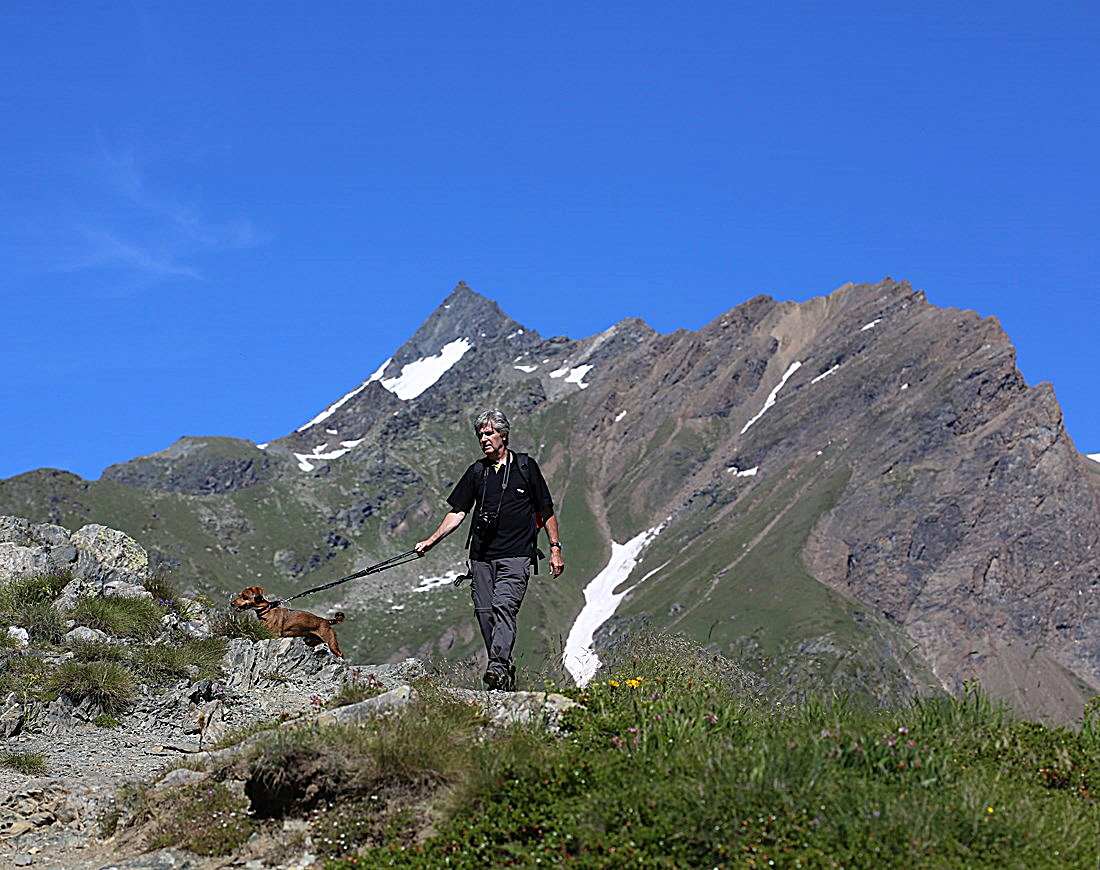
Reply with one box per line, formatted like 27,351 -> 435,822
330,611 -> 345,625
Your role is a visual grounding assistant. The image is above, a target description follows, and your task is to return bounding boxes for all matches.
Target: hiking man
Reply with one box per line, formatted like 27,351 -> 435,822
415,408 -> 564,690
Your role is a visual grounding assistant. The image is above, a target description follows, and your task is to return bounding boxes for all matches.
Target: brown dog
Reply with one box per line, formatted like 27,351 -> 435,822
232,585 -> 345,657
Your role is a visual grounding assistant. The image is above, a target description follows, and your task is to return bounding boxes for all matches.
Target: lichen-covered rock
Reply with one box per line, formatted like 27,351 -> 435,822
70,524 -> 149,585
0,542 -> 50,584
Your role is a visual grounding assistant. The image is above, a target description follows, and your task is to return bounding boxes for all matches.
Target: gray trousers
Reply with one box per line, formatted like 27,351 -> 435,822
470,556 -> 530,675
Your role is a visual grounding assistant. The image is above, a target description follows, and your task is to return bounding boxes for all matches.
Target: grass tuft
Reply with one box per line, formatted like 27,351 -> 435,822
71,596 -> 165,641
46,660 -> 136,714
0,750 -> 49,776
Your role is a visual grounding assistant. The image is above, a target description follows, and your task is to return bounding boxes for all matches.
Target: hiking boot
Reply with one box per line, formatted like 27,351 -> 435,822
482,669 -> 501,691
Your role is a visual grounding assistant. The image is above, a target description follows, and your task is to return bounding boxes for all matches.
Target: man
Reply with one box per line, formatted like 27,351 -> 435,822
415,409 -> 564,690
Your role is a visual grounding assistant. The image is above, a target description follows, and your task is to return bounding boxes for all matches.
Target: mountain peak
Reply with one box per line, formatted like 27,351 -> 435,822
391,282 -> 541,367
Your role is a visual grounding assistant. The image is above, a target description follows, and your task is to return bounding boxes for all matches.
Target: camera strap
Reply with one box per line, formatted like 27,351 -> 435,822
463,450 -> 513,554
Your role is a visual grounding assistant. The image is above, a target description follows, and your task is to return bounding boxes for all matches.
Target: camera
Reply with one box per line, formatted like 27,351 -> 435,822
473,510 -> 498,537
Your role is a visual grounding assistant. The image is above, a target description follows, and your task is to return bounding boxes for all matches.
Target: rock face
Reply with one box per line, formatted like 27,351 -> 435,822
3,280 -> 1100,722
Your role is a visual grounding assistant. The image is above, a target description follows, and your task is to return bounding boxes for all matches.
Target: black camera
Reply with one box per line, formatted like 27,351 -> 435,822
473,510 -> 498,537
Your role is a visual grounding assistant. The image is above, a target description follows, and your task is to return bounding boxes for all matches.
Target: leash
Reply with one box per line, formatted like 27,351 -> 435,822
281,549 -> 422,603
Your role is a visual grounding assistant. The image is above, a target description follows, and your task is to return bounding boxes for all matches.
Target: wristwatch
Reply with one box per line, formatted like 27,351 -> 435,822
549,541 -> 562,550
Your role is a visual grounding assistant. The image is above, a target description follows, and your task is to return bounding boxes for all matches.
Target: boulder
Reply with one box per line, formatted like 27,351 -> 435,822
70,524 -> 149,585
446,688 -> 582,729
27,522 -> 72,548
53,578 -> 91,612
0,516 -> 33,546
0,542 -> 49,583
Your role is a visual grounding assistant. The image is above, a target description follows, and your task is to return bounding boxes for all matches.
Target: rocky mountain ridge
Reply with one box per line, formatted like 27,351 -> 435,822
3,279 -> 1099,722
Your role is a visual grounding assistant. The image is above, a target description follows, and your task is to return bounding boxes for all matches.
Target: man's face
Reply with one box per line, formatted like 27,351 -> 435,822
478,424 -> 505,456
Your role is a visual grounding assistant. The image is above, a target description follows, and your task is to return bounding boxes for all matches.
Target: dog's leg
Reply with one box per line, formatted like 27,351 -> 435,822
315,622 -> 343,657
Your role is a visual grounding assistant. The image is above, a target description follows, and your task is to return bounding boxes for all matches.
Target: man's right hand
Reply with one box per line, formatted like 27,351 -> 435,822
414,539 -> 433,556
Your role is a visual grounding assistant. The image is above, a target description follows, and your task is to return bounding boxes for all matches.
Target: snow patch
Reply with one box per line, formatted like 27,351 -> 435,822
550,364 -> 594,389
563,525 -> 663,686
294,439 -> 363,472
614,411 -> 627,422
741,361 -> 802,435
256,443 -> 268,450
811,364 -> 840,384
861,319 -> 882,332
727,466 -> 758,477
380,338 -> 472,400
514,364 -> 538,373
414,571 -> 461,592
1088,454 -> 1100,464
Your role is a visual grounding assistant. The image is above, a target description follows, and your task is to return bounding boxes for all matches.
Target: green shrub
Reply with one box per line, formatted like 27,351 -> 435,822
46,660 -> 136,714
94,714 -> 120,728
0,750 -> 48,775
210,610 -> 275,641
71,596 -> 164,640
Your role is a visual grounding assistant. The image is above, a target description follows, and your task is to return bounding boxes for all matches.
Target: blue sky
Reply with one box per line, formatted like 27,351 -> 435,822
2,2 -> 1097,480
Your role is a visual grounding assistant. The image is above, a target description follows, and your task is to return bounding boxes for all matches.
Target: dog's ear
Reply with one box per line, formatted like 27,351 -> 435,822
254,586 -> 267,598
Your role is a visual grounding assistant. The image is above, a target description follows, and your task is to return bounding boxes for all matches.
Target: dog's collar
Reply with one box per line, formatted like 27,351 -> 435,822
254,599 -> 282,616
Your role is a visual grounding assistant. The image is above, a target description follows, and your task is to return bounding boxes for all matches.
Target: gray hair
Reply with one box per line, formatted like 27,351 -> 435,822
474,408 -> 510,444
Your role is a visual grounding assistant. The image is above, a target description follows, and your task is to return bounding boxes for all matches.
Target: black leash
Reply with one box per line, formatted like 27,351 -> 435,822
281,549 -> 422,603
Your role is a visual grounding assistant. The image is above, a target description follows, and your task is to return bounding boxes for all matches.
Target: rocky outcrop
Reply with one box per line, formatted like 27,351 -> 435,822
0,516 -> 150,589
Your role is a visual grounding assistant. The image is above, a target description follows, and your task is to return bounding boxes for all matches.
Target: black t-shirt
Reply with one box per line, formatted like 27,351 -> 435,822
447,453 -> 555,560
